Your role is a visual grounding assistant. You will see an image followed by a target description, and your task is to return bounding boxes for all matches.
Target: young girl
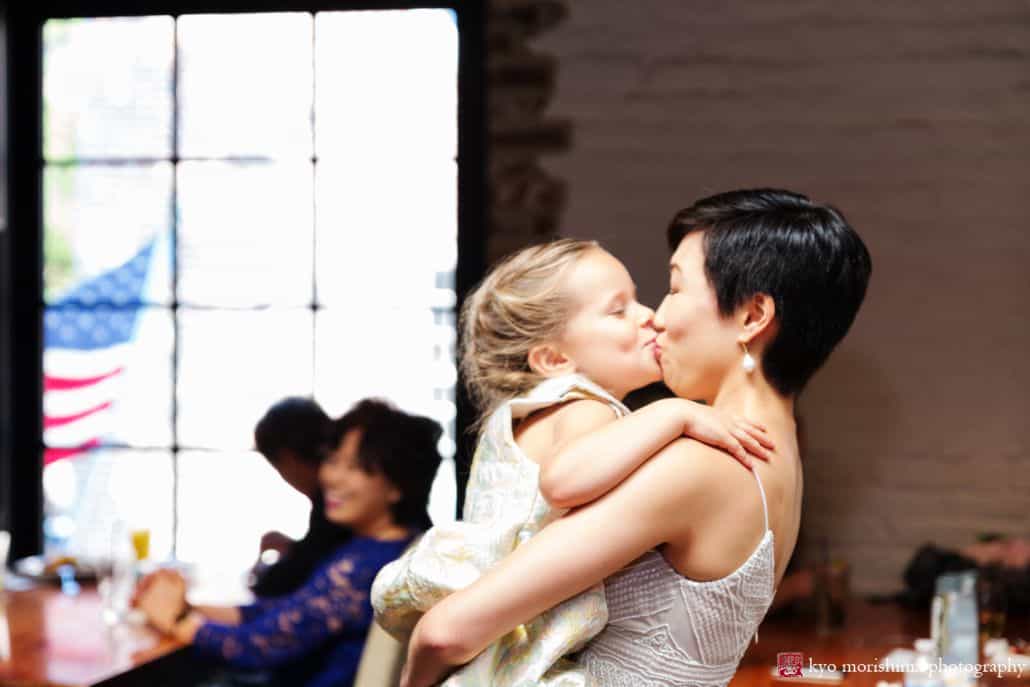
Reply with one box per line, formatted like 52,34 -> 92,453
371,239 -> 772,687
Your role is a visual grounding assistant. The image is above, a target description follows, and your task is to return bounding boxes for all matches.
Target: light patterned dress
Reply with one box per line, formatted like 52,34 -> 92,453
371,374 -> 629,687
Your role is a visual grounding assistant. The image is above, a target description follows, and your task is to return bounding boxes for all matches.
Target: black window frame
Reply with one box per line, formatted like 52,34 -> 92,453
1,0 -> 486,559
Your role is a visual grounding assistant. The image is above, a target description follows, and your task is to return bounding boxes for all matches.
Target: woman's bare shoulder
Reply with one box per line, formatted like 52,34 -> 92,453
634,438 -> 757,516
648,437 -> 751,484
589,438 -> 733,512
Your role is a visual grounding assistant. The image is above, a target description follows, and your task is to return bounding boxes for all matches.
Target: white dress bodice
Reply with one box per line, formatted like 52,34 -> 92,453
580,472 -> 776,687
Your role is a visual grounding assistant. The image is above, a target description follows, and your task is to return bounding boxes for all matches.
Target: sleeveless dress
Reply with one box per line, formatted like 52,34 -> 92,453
579,472 -> 776,687
371,374 -> 630,687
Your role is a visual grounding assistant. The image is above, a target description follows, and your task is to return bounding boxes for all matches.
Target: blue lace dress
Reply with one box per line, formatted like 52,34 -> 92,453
193,534 -> 412,687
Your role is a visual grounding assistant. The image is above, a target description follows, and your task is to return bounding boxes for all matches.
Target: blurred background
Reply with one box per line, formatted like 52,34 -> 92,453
1,0 -> 1028,599
538,1 -> 1030,597
1,5 -> 471,576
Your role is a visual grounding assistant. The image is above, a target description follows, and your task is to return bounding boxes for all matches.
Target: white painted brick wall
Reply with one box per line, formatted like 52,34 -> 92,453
537,0 -> 1030,594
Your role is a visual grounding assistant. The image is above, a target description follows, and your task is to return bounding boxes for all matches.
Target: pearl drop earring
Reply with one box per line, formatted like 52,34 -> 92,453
740,342 -> 756,373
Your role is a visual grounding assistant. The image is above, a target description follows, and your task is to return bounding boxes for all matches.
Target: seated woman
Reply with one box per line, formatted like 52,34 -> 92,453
135,399 -> 443,687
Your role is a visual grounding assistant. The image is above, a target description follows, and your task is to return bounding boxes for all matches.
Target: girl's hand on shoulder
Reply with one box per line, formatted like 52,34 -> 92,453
678,401 -> 775,468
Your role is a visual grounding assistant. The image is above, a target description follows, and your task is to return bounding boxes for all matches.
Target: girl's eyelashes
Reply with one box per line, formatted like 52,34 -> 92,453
605,297 -> 627,315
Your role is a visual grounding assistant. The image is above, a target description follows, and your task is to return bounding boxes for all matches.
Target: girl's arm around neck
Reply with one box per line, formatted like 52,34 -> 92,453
402,439 -> 714,687
539,397 -> 774,510
539,398 -> 697,509
540,398 -> 773,509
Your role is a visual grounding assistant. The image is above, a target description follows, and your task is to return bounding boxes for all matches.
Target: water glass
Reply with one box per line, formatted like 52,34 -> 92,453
978,568 -> 1007,647
99,523 -> 137,625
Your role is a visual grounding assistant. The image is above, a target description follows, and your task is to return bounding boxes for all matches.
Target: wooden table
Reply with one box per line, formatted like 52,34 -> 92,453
731,601 -> 1030,687
0,584 -> 197,687
3,586 -> 1026,687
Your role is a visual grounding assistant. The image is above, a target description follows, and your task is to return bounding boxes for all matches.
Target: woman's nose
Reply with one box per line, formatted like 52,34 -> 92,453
319,463 -> 338,489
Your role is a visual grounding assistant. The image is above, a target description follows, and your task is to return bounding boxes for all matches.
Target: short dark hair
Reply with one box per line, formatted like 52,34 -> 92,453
329,399 -> 443,531
254,397 -> 331,466
667,188 -> 872,396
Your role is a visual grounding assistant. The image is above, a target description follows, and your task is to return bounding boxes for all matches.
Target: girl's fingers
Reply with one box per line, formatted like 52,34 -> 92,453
735,417 -> 768,433
728,439 -> 753,469
752,438 -> 776,463
750,434 -> 776,462
734,429 -> 772,463
735,421 -> 776,450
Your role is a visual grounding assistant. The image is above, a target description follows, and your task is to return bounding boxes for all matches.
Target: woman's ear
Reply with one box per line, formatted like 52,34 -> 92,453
738,293 -> 776,346
527,343 -> 574,377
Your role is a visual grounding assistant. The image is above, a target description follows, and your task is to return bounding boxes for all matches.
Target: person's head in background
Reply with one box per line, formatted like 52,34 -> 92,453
321,399 -> 443,537
254,397 -> 331,503
460,238 -> 660,423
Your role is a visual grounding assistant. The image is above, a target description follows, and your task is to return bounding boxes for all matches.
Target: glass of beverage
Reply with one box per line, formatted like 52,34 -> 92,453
130,528 -> 151,562
98,522 -> 136,626
978,567 -> 1007,649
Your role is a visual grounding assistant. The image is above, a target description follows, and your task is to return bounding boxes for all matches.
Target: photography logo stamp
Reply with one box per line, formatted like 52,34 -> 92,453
777,652 -> 804,678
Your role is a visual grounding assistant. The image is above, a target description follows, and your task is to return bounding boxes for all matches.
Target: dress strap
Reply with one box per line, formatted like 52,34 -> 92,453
751,470 -> 771,646
507,373 -> 629,420
752,470 -> 770,533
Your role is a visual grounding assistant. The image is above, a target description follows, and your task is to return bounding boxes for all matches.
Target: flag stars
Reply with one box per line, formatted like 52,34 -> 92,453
46,240 -> 154,351
76,312 -> 95,330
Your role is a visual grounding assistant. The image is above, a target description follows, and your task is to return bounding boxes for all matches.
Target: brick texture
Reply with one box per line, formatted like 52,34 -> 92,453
486,0 -> 572,262
535,0 -> 1030,594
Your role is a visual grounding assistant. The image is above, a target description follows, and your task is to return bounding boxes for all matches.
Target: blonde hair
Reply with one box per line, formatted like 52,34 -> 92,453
460,239 -> 600,424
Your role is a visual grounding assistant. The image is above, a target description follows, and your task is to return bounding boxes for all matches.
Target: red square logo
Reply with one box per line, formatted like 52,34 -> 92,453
777,652 -> 804,678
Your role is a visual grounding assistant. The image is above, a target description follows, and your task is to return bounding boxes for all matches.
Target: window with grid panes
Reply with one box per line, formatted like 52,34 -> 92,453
40,10 -> 460,570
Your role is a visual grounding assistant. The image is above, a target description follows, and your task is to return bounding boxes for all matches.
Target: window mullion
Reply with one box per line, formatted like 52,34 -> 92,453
170,15 -> 181,560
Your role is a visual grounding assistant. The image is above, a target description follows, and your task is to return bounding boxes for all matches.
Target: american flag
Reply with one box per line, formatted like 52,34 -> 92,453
43,240 -> 156,464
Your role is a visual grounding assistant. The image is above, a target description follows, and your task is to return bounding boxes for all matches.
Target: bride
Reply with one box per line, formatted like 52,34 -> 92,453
401,188 -> 872,687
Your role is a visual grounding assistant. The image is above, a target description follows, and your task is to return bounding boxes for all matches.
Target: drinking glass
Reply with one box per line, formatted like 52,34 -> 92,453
978,567 -> 1007,647
98,522 -> 136,626
130,528 -> 151,562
